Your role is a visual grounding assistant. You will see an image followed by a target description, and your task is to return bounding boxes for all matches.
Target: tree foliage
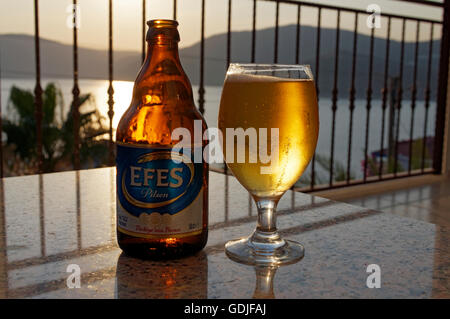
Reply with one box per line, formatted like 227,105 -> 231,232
2,83 -> 110,175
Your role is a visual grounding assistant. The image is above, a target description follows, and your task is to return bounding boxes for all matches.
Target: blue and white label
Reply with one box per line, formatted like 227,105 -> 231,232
116,143 -> 204,238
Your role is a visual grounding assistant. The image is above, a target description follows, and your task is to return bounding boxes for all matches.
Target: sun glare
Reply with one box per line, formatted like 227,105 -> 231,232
93,80 -> 134,137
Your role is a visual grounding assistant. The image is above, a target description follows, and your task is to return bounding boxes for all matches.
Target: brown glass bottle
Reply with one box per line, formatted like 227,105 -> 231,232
116,20 -> 208,259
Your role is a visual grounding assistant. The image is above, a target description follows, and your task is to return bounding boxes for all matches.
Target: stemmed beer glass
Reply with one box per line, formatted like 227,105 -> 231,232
218,64 -> 319,265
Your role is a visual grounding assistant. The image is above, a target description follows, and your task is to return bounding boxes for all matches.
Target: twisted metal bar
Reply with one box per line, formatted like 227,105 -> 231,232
34,0 -> 43,174
142,0 -> 146,63
394,19 -> 406,176
274,0 -> 280,63
432,0 -> 450,173
346,12 -> 358,184
408,21 -> 420,174
107,0 -> 115,166
295,4 -> 301,64
421,23 -> 434,172
251,0 -> 257,63
173,0 -> 177,20
310,7 -> 321,190
72,0 -> 81,170
379,17 -> 392,178
198,0 -> 206,115
329,9 -> 340,186
363,26 -> 375,182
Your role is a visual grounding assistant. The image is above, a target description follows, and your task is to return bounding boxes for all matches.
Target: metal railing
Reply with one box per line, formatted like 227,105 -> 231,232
219,0 -> 449,192
0,0 -> 449,194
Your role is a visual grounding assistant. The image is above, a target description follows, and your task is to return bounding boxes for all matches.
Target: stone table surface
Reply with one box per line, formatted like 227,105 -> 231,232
0,167 -> 448,298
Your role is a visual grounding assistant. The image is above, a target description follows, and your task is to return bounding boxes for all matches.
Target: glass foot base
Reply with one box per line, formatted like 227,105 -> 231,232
225,236 -> 304,266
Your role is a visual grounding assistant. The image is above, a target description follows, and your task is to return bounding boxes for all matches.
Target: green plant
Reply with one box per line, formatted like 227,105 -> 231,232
365,138 -> 430,177
2,83 -> 109,175
297,154 -> 355,187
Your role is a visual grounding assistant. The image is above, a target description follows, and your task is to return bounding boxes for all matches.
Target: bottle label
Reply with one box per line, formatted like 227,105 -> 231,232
116,143 -> 204,238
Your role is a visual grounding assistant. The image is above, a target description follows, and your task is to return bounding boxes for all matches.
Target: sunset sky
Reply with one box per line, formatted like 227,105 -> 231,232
0,0 -> 444,51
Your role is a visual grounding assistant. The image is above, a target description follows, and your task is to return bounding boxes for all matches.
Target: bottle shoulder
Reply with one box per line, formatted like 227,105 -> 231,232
117,42 -> 207,145
116,100 -> 207,145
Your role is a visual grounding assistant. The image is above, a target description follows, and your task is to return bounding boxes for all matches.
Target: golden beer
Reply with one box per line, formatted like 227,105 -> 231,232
218,73 -> 319,199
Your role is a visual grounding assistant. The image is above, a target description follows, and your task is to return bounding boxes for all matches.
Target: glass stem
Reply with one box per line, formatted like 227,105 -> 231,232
256,199 -> 278,233
249,198 -> 285,252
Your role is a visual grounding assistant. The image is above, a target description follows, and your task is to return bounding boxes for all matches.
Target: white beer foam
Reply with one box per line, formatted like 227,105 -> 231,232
226,73 -> 311,83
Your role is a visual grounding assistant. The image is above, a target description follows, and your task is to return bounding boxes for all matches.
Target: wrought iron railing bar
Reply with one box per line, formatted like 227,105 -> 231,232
346,12 -> 358,184
363,25 -> 375,182
34,0 -> 43,174
394,18 -> 406,176
173,0 -> 177,20
258,0 -> 442,23
107,0 -> 115,166
433,0 -> 450,174
421,23 -> 434,172
142,0 -> 146,63
290,3 -> 300,192
310,6 -> 321,190
379,16 -> 392,178
0,60 -> 2,178
251,0 -> 257,63
408,21 -> 420,174
227,0 -> 232,67
296,169 -> 435,193
225,0 -> 231,206
393,0 -> 444,8
72,0 -> 81,171
289,4 -> 301,192
198,0 -> 206,115
295,4 -> 301,64
329,9 -> 340,187
274,0 -> 280,63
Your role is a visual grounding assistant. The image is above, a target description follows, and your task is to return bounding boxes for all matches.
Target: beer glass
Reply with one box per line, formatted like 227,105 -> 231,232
218,64 -> 319,265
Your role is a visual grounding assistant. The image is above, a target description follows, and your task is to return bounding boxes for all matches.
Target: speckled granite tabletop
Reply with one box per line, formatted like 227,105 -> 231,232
0,167 -> 448,298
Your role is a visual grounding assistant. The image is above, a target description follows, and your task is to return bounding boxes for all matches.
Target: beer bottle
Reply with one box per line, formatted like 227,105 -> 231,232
116,19 -> 208,259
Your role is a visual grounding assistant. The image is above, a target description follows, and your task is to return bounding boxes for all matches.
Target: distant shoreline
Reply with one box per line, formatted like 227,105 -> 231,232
1,29 -> 441,100
0,76 -> 434,102
1,73 -> 136,82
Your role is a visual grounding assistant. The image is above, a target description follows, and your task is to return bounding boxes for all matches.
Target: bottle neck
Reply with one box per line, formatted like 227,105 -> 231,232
136,41 -> 179,77
135,41 -> 192,94
146,40 -> 180,62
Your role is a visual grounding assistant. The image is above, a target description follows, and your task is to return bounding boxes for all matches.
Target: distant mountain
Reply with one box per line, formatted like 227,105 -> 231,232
180,25 -> 441,100
0,33 -> 141,81
0,25 -> 441,99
